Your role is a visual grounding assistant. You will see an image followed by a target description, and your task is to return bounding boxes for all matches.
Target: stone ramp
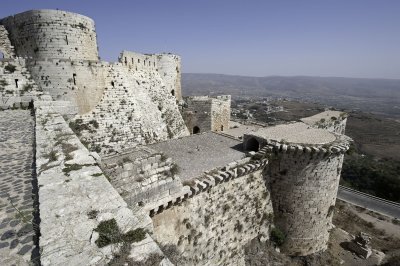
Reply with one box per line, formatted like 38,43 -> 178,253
0,110 -> 37,265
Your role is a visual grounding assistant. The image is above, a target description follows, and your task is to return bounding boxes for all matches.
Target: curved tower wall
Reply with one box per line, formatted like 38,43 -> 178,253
156,54 -> 182,101
266,142 -> 348,255
0,10 -> 98,60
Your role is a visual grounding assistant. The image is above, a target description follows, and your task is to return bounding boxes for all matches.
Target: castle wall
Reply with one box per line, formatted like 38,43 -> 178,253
119,51 -> 157,71
26,59 -> 108,113
265,143 -> 348,255
152,166 -> 273,265
211,95 -> 231,132
71,65 -> 189,155
0,25 -> 15,58
182,95 -> 231,134
101,147 -> 184,208
1,10 -> 98,60
34,100 -> 158,265
0,58 -> 43,109
156,54 -> 182,101
182,97 -> 212,134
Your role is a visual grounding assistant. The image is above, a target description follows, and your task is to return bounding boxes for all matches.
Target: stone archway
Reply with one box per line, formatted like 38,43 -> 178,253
171,90 -> 175,96
245,137 -> 259,152
193,126 -> 200,134
0,51 -> 4,59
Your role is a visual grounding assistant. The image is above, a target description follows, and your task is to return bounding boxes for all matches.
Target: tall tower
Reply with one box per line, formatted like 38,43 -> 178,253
0,9 -> 99,61
244,122 -> 351,255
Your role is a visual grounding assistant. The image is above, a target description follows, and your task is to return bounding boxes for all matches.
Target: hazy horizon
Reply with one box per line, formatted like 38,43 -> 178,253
1,0 -> 400,79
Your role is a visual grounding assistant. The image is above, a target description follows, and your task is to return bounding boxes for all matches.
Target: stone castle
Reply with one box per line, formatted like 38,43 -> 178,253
0,9 -> 351,266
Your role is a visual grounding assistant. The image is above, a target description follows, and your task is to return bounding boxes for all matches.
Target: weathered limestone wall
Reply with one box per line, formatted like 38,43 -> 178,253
151,159 -> 272,265
0,25 -> 15,58
265,141 -> 349,255
101,147 -> 184,208
211,95 -> 231,132
156,54 -> 182,101
1,10 -> 98,60
26,59 -> 108,113
0,58 -> 43,109
182,96 -> 212,134
34,101 -> 168,265
182,95 -> 231,134
119,51 -> 157,71
72,65 -> 189,155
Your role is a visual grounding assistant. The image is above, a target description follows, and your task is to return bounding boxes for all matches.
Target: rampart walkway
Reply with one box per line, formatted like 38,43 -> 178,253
0,110 -> 37,265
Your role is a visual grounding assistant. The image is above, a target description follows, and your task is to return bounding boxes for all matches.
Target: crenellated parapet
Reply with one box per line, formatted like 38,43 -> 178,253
244,121 -> 351,256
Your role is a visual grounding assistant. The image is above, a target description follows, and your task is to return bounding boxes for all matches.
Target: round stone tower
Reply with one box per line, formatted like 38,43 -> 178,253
244,122 -> 351,256
0,9 -> 98,61
156,54 -> 182,101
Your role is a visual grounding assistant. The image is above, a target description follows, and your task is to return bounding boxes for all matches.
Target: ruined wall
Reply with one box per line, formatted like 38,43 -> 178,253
101,147 -> 184,208
156,54 -> 182,101
265,141 -> 349,255
182,95 -> 231,134
182,96 -> 212,134
1,10 -> 98,60
0,58 -> 43,109
150,159 -> 272,265
0,25 -> 15,58
211,95 -> 231,132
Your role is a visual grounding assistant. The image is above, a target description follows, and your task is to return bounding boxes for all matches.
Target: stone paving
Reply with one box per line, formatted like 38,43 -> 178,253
150,131 -> 245,180
0,110 -> 37,265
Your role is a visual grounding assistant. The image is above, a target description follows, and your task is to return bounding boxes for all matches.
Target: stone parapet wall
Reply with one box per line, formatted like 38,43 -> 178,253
34,100 -> 167,265
1,10 -> 98,60
0,58 -> 43,109
151,157 -> 272,265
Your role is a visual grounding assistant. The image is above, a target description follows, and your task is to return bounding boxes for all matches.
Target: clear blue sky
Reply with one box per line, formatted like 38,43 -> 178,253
1,0 -> 400,79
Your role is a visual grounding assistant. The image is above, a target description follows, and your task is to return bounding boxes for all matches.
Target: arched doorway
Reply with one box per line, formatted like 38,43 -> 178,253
193,126 -> 200,134
246,138 -> 259,152
220,125 -> 224,131
171,90 -> 175,96
0,51 -> 4,59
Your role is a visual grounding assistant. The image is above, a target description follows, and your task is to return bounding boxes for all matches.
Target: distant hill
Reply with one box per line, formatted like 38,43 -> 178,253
182,73 -> 400,119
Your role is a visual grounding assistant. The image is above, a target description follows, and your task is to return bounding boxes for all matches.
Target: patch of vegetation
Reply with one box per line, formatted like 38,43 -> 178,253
91,173 -> 103,177
44,150 -> 58,162
0,79 -> 8,87
87,210 -> 98,219
270,227 -> 285,246
4,64 -> 16,73
62,163 -> 92,175
89,119 -> 99,128
341,154 -> 400,203
69,119 -> 89,136
94,218 -> 146,248
170,164 -> 180,175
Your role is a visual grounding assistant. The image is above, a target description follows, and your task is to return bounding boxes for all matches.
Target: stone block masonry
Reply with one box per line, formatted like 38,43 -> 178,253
1,10 -> 98,61
34,101 -> 168,265
0,25 -> 15,58
151,159 -> 272,265
0,58 -> 43,109
182,95 -> 231,134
